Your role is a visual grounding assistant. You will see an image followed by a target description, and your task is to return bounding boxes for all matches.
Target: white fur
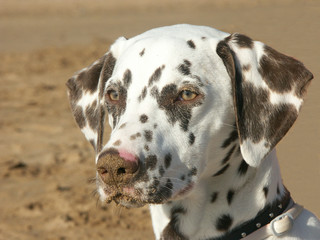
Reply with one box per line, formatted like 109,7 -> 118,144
69,24 -> 320,239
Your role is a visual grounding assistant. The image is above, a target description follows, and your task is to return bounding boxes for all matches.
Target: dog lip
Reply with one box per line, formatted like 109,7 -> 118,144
173,182 -> 194,199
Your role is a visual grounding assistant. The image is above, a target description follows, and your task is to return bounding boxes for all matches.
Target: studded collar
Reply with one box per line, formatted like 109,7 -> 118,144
209,191 -> 291,240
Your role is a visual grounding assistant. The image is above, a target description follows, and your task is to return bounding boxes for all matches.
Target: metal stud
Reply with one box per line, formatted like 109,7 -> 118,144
241,232 -> 247,238
256,223 -> 261,228
278,204 -> 282,209
269,213 -> 274,218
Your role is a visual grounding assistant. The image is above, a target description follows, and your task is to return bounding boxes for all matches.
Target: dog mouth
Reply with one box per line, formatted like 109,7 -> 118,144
100,182 -> 194,208
102,186 -> 146,208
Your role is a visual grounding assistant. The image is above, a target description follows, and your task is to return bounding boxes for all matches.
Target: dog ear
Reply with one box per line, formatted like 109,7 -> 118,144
66,52 -> 116,152
216,33 -> 313,167
66,37 -> 128,153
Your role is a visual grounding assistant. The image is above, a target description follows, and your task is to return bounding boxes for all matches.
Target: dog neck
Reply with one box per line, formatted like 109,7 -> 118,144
149,126 -> 287,240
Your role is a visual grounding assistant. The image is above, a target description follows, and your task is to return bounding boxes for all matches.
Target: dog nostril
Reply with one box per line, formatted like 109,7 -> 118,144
117,167 -> 126,175
98,167 -> 108,176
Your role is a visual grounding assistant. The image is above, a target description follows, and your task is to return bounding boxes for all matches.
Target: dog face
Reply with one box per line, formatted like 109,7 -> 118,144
67,25 -> 312,208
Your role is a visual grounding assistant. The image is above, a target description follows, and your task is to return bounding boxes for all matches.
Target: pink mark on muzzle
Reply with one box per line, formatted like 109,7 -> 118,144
119,150 -> 137,162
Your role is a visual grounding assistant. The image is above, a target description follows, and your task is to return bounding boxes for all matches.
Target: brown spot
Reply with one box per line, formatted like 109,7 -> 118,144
130,132 -> 141,140
139,48 -> 145,57
140,114 -> 148,123
148,65 -> 165,87
113,140 -> 121,146
123,69 -> 132,88
144,130 -> 153,142
119,123 -> 127,129
73,106 -> 86,129
138,87 -> 148,102
160,206 -> 187,240
145,155 -> 157,170
85,100 -> 98,130
229,33 -> 254,48
178,60 -> 191,76
242,64 -> 251,71
154,83 -> 204,131
259,45 -> 313,97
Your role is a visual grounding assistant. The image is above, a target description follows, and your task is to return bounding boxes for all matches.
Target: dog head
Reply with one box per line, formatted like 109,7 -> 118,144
67,25 -> 312,207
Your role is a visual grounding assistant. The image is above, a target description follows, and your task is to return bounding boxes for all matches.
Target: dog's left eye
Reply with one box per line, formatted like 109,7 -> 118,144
178,90 -> 198,101
107,89 -> 120,101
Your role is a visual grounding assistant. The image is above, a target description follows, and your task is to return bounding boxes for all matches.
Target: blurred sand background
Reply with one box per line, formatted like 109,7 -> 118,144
0,0 -> 319,239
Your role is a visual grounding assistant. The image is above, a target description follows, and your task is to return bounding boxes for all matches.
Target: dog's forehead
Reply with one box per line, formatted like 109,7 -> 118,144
109,25 -> 229,89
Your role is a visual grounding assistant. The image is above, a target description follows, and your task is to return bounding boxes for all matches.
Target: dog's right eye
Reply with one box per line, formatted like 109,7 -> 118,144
107,90 -> 120,102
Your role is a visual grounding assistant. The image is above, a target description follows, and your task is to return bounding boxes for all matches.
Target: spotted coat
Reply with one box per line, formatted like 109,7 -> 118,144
67,24 -> 320,239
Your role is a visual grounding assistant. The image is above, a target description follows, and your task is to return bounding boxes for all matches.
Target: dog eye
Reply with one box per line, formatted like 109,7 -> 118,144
107,90 -> 120,101
178,90 -> 198,101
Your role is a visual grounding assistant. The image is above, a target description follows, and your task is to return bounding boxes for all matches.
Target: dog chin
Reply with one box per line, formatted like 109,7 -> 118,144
99,182 -> 194,207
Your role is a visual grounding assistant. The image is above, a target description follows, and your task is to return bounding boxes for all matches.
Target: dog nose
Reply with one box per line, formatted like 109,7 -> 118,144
97,149 -> 139,186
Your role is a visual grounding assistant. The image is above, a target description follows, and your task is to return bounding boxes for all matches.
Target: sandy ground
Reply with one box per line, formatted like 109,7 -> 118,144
0,0 -> 319,239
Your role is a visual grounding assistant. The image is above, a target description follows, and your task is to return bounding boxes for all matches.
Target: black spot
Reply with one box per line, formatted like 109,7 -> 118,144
189,133 -> 195,145
145,155 -> 157,170
221,127 -> 238,148
180,175 -> 185,181
212,164 -> 230,177
139,48 -> 145,56
187,40 -> 196,49
148,65 -> 165,87
211,192 -> 219,203
159,165 -> 165,176
152,177 -> 160,187
144,130 -> 153,142
277,184 -> 280,195
157,184 -> 172,203
201,36 -> 207,40
164,153 -> 172,169
138,87 -> 147,102
227,190 -> 235,205
140,114 -> 148,123
263,186 -> 269,198
238,159 -> 249,176
144,145 -> 150,151
216,214 -> 233,232
221,145 -> 236,164
123,69 -> 132,88
153,124 -> 158,129
166,179 -> 173,190
188,167 -> 197,177
178,60 -> 191,76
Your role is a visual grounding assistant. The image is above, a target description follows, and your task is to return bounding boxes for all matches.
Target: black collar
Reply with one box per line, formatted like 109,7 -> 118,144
209,191 -> 291,240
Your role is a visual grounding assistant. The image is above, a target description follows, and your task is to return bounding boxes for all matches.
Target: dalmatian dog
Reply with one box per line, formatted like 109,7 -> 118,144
67,24 -> 320,239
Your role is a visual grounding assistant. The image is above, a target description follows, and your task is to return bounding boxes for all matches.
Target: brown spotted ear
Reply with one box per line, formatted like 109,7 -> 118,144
217,33 -> 313,167
66,52 -> 116,153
